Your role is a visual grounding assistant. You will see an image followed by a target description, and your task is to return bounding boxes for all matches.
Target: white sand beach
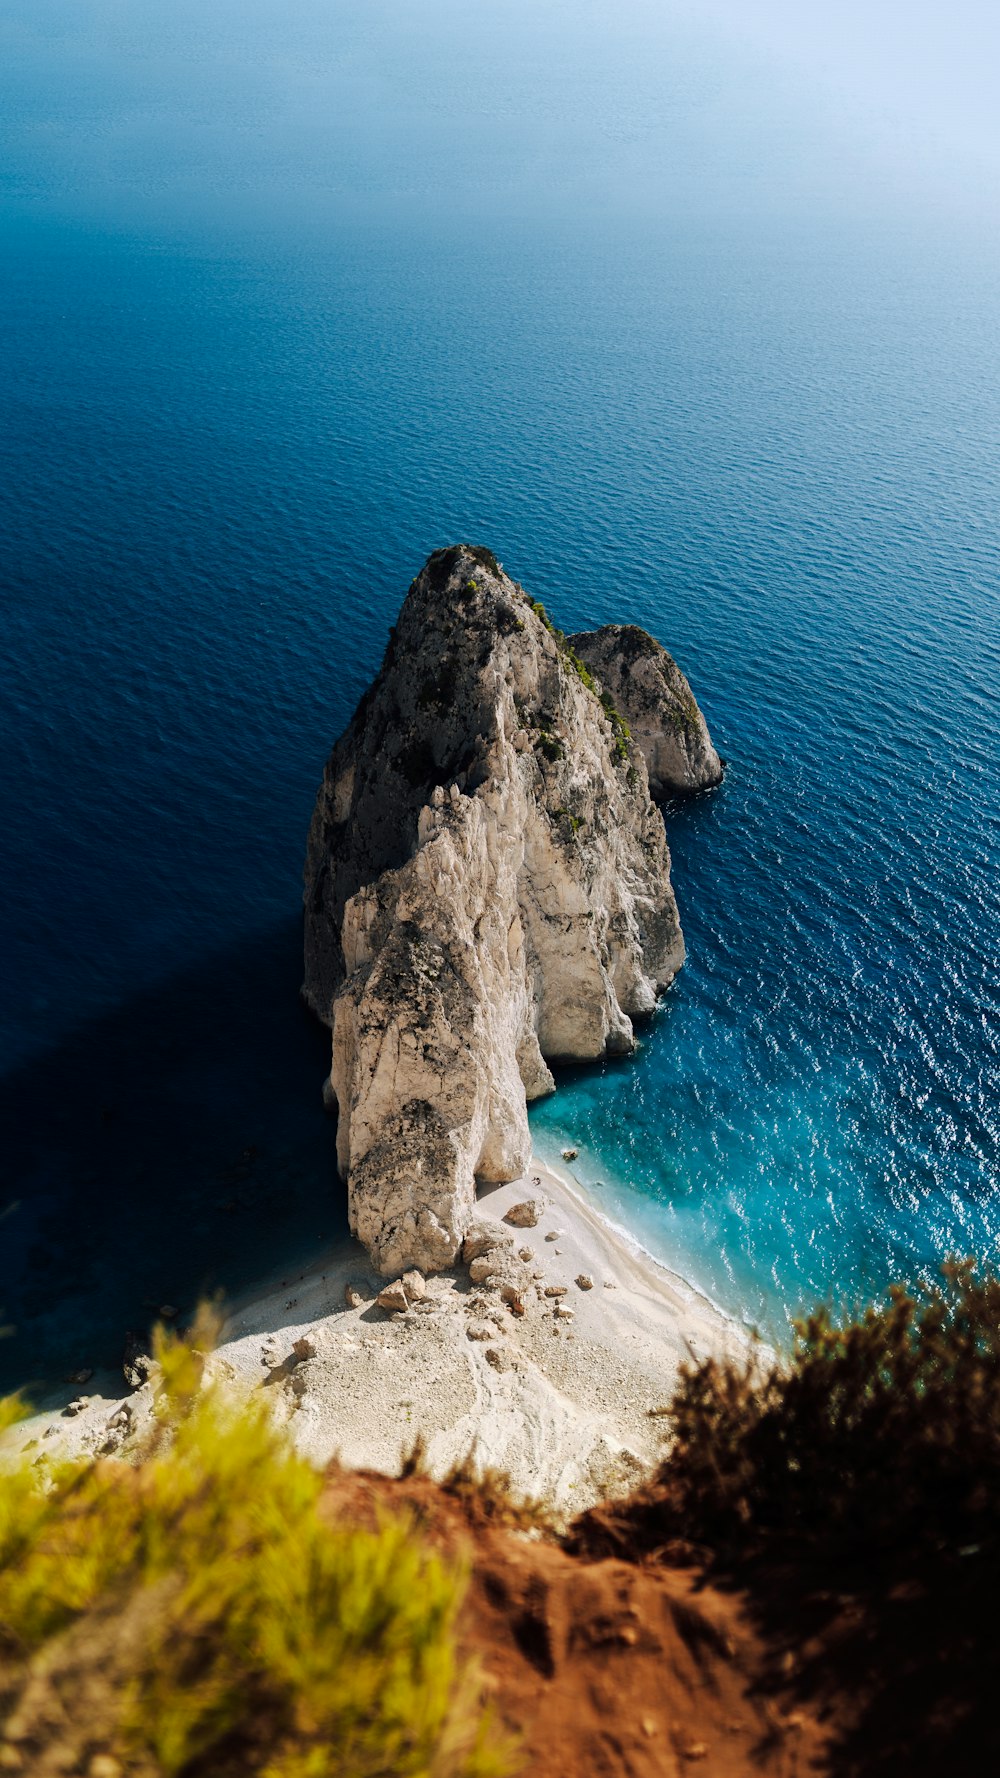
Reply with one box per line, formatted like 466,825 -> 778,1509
7,1160 -> 755,1516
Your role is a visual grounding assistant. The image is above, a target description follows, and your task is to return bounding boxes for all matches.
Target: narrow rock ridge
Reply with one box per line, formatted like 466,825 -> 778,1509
303,546 -> 720,1275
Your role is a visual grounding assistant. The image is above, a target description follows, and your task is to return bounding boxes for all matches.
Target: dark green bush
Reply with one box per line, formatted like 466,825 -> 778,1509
534,730 -> 563,763
667,1260 -> 1000,1560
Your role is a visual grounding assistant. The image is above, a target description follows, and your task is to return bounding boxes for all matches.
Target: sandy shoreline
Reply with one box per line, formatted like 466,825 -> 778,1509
6,1159 -> 753,1515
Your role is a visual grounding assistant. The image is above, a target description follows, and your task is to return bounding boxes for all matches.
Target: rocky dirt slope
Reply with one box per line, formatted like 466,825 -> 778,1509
325,1464 -> 832,1778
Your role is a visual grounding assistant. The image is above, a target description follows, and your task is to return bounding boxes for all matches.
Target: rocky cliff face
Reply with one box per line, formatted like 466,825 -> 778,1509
568,626 -> 723,798
303,547 -> 719,1275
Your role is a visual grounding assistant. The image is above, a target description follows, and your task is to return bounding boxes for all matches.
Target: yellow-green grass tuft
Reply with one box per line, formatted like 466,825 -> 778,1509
0,1309 -> 511,1778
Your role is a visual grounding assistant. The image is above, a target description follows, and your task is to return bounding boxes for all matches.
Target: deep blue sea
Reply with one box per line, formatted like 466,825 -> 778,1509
2,2 -> 999,1387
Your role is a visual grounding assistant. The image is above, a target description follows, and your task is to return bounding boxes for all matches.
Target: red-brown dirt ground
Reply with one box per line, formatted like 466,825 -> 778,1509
323,1467 -> 833,1778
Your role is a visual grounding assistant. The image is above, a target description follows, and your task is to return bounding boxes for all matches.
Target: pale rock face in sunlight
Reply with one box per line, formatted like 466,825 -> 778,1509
303,546 -> 718,1274
569,624 -> 723,798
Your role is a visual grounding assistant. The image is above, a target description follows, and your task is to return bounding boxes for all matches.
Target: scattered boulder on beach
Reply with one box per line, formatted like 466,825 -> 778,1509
122,1332 -> 154,1391
468,1251 -> 507,1286
376,1272 -> 426,1313
498,1279 -> 528,1308
461,1217 -> 514,1263
376,1279 -> 410,1313
503,1199 -> 544,1229
100,1403 -> 133,1454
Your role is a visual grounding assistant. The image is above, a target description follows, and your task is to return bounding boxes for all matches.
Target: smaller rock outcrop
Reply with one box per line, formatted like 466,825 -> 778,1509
569,626 -> 723,797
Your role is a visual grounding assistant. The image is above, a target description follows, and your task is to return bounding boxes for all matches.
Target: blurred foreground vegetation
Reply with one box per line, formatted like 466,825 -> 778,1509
573,1259 -> 1000,1776
2,1262 -> 999,1776
0,1311 -> 506,1778
669,1257 -> 1000,1560
571,1258 -> 1000,1573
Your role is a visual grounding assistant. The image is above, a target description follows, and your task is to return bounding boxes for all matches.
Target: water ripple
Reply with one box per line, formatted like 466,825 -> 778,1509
3,216 -> 999,1346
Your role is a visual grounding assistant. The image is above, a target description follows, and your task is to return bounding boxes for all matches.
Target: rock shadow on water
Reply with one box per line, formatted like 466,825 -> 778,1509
0,920 -> 345,1397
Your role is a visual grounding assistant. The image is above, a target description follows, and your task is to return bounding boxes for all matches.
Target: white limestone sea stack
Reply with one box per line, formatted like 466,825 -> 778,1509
302,546 -> 721,1276
566,623 -> 723,798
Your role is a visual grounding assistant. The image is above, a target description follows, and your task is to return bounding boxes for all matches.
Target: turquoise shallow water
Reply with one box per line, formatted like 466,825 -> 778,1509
1,5 -> 999,1381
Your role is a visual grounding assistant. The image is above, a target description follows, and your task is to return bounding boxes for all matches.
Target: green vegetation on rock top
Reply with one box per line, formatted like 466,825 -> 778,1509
425,545 -> 501,591
520,594 -> 633,770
